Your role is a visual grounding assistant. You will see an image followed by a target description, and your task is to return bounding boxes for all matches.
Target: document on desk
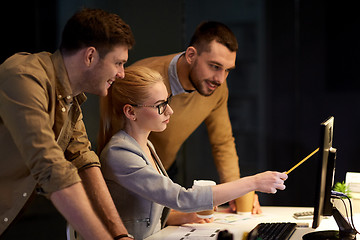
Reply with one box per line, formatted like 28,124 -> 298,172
167,226 -> 220,239
213,213 -> 267,225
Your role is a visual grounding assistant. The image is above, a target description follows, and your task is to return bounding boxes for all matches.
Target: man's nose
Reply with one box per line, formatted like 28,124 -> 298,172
213,71 -> 227,84
116,67 -> 125,79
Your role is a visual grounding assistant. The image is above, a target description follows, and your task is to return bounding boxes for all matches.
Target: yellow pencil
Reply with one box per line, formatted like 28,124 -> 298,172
286,148 -> 319,174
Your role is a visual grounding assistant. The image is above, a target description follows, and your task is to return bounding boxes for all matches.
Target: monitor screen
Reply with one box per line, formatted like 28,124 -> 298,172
304,116 -> 357,239
312,116 -> 335,229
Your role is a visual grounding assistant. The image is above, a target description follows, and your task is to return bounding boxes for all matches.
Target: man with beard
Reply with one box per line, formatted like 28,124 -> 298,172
99,21 -> 260,213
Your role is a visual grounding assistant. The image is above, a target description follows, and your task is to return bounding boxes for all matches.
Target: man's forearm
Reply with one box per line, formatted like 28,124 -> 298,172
79,166 -> 129,237
50,182 -> 112,240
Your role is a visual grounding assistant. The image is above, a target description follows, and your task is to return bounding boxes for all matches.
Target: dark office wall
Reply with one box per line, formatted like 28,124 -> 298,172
263,0 -> 360,206
0,0 -> 57,63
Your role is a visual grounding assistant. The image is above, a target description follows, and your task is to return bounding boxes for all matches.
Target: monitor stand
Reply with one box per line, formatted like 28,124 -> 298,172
302,207 -> 358,240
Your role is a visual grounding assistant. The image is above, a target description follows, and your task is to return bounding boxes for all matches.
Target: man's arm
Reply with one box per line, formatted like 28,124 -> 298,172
50,182 -> 112,240
79,166 -> 132,239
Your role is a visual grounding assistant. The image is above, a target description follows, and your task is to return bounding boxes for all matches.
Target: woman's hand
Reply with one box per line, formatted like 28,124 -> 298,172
166,210 -> 214,226
253,171 -> 288,193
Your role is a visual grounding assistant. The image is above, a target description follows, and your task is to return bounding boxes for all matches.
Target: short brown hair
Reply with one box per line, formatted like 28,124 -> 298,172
189,21 -> 238,54
60,8 -> 135,57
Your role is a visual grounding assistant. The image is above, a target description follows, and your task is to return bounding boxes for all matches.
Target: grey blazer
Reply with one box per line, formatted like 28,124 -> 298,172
100,130 -> 213,239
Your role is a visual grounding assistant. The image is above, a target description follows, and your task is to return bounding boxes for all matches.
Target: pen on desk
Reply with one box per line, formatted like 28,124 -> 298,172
286,148 -> 319,174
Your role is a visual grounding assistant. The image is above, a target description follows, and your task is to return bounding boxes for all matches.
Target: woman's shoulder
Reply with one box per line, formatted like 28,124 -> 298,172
110,130 -> 138,147
101,131 -> 144,163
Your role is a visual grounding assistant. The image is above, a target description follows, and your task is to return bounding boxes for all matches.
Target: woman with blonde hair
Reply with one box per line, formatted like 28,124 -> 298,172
98,66 -> 288,239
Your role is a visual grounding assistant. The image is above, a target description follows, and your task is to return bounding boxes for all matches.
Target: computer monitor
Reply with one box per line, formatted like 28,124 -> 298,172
312,116 -> 335,229
303,116 -> 357,240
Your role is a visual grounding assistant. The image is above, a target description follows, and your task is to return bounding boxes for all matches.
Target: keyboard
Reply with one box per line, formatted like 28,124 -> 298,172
247,222 -> 297,240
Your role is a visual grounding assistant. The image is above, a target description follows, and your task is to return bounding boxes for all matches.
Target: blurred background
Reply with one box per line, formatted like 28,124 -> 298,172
1,0 -> 360,239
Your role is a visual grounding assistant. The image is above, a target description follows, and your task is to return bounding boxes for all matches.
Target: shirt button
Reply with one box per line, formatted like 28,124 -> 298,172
23,193 -> 27,197
4,218 -> 8,222
61,107 -> 66,112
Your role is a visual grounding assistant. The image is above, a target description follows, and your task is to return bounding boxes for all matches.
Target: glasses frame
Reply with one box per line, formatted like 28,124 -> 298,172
132,94 -> 172,115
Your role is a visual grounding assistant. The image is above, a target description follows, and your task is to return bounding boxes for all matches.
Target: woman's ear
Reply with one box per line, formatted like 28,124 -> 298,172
185,46 -> 197,64
123,104 -> 137,121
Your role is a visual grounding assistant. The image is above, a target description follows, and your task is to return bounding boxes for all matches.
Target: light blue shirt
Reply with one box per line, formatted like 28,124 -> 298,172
168,52 -> 186,96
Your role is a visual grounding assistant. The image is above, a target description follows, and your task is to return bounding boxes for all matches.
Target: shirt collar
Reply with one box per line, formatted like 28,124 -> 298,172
168,52 -> 187,96
51,50 -> 87,105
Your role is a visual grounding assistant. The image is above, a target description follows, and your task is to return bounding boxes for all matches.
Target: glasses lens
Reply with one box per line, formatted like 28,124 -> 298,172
158,102 -> 166,114
158,96 -> 172,114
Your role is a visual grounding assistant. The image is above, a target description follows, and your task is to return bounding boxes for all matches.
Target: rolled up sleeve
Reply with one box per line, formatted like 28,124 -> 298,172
0,59 -> 81,196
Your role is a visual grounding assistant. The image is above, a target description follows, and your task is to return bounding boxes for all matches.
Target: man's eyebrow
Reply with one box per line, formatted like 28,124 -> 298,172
114,55 -> 127,62
209,60 -> 236,70
116,59 -> 127,63
209,60 -> 223,67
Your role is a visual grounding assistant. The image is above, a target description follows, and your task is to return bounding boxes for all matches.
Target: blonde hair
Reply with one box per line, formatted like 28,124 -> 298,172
98,66 -> 163,153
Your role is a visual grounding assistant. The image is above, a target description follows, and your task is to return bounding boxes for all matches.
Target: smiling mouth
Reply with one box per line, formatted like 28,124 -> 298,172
206,80 -> 220,90
107,79 -> 114,86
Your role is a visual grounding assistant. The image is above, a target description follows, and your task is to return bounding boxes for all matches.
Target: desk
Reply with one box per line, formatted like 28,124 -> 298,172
145,206 -> 360,240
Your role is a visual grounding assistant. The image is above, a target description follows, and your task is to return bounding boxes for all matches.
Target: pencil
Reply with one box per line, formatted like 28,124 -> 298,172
286,148 -> 319,174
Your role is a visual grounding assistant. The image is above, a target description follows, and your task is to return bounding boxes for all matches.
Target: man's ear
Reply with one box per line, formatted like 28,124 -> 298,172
84,47 -> 96,67
123,104 -> 136,121
185,46 -> 197,64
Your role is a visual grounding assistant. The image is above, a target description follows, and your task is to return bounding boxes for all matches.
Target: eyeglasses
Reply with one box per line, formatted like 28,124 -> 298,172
132,95 -> 172,115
